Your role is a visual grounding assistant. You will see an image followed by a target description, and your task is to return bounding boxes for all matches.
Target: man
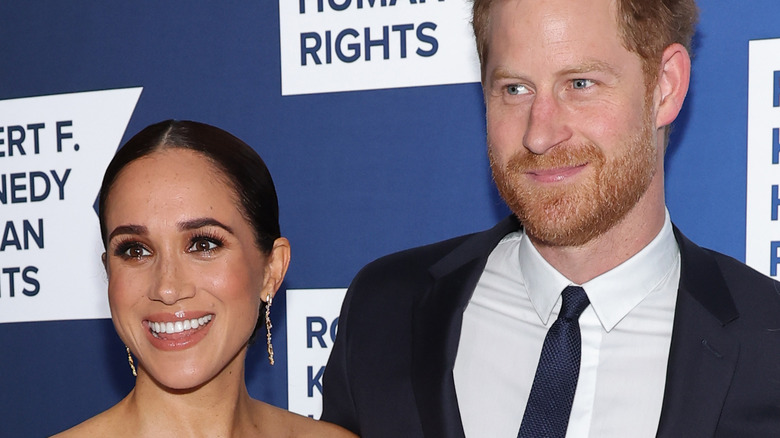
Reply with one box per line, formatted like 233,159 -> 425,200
321,0 -> 780,436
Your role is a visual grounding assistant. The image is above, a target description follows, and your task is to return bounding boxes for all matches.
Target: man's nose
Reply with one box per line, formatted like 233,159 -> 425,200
522,93 -> 573,154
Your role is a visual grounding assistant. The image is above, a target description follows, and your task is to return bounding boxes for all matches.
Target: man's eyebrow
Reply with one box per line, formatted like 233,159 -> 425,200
490,67 -> 524,81
488,61 -> 619,83
107,224 -> 147,241
560,60 -> 620,76
178,217 -> 235,235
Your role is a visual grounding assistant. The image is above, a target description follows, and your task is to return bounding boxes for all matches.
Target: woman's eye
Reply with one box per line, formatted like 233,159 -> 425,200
121,245 -> 150,259
506,84 -> 528,95
572,79 -> 594,89
189,238 -> 219,253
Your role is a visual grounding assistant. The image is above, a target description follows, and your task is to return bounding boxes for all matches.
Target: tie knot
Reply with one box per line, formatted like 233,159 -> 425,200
559,286 -> 590,320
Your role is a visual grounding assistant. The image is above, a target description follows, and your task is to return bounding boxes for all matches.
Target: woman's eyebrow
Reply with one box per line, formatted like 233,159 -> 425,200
108,224 -> 147,241
178,217 -> 235,235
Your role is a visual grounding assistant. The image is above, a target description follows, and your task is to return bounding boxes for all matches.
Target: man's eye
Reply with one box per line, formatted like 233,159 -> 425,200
506,84 -> 528,95
572,79 -> 594,89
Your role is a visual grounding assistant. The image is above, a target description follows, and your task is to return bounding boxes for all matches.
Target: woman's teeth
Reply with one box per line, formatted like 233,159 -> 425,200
149,314 -> 213,336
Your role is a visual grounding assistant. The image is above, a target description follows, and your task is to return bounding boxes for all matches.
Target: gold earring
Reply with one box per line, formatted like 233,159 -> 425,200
265,294 -> 274,365
126,346 -> 137,377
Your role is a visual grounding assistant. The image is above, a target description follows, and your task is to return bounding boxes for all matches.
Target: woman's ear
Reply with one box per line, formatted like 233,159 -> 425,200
261,237 -> 291,301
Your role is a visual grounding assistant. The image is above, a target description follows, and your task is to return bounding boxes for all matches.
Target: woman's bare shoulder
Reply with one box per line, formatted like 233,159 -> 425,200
254,401 -> 358,438
50,403 -> 128,438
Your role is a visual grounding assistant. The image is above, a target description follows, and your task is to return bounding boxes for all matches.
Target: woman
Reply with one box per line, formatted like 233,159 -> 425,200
55,120 -> 356,437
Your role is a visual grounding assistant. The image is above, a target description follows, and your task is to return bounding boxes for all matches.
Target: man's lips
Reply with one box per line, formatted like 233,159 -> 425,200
525,163 -> 587,182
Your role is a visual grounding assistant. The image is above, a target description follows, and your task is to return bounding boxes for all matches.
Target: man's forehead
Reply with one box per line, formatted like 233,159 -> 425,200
485,0 -> 623,52
486,0 -> 619,30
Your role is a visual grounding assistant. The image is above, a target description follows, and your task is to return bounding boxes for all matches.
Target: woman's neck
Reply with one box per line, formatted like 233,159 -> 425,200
118,351 -> 262,437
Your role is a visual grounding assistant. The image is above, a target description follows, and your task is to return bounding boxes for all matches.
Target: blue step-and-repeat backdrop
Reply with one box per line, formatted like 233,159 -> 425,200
2,1 -> 780,436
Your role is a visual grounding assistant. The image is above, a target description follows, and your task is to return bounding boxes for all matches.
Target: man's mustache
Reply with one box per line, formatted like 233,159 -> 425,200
502,142 -> 606,173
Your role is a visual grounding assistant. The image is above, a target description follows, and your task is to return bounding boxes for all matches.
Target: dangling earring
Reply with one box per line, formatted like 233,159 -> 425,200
265,294 -> 274,365
126,346 -> 137,377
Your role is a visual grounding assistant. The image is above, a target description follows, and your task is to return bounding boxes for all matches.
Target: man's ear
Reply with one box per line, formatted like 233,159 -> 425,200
261,237 -> 291,301
101,252 -> 107,270
655,43 -> 691,128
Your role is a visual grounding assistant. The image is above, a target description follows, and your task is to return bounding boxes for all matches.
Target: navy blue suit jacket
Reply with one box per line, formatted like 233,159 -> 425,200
321,216 -> 780,437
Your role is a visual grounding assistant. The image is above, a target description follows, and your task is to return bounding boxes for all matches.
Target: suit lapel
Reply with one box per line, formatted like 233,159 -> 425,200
406,220 -> 738,436
656,227 -> 740,436
411,216 -> 520,438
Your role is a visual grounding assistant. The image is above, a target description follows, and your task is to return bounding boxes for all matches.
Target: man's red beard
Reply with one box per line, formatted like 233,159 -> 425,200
490,111 -> 657,247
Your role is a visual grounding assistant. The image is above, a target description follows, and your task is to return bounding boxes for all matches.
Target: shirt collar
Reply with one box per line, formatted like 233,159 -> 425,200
518,209 -> 680,331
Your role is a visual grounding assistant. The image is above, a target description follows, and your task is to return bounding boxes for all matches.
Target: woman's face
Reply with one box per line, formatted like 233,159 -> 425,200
103,148 -> 287,390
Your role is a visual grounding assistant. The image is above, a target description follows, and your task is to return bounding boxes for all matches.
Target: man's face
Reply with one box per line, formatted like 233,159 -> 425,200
484,0 -> 662,247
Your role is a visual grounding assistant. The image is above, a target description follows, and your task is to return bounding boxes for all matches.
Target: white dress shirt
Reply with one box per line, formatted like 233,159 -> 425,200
453,211 -> 680,437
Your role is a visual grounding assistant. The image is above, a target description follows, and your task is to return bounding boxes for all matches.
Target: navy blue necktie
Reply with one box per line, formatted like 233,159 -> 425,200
518,286 -> 591,438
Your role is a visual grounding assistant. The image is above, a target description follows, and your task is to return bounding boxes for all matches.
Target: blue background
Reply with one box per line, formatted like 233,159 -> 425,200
1,1 -> 778,436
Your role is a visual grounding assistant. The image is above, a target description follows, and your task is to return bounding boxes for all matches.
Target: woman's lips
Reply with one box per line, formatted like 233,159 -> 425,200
148,314 -> 213,335
143,313 -> 214,351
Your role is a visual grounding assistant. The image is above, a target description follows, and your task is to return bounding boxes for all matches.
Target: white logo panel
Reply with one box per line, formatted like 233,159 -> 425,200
746,38 -> 780,278
279,0 -> 480,95
0,88 -> 143,323
286,288 -> 347,418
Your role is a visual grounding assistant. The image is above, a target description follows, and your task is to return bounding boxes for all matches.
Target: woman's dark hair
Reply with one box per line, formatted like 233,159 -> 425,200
99,120 -> 280,345
98,119 -> 281,254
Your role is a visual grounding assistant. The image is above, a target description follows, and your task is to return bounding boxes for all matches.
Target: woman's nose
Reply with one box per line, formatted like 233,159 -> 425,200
147,255 -> 195,305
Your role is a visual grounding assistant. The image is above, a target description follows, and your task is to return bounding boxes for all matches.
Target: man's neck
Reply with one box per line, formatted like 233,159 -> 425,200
531,187 -> 667,285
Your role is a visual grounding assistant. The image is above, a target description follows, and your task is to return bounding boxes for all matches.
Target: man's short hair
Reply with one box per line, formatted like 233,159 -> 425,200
472,0 -> 699,82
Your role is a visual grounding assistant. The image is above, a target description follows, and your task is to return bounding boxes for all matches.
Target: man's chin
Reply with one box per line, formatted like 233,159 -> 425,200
519,208 -> 604,248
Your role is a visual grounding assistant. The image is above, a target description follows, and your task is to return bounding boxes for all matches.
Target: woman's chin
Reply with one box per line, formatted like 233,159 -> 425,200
142,366 -> 216,393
